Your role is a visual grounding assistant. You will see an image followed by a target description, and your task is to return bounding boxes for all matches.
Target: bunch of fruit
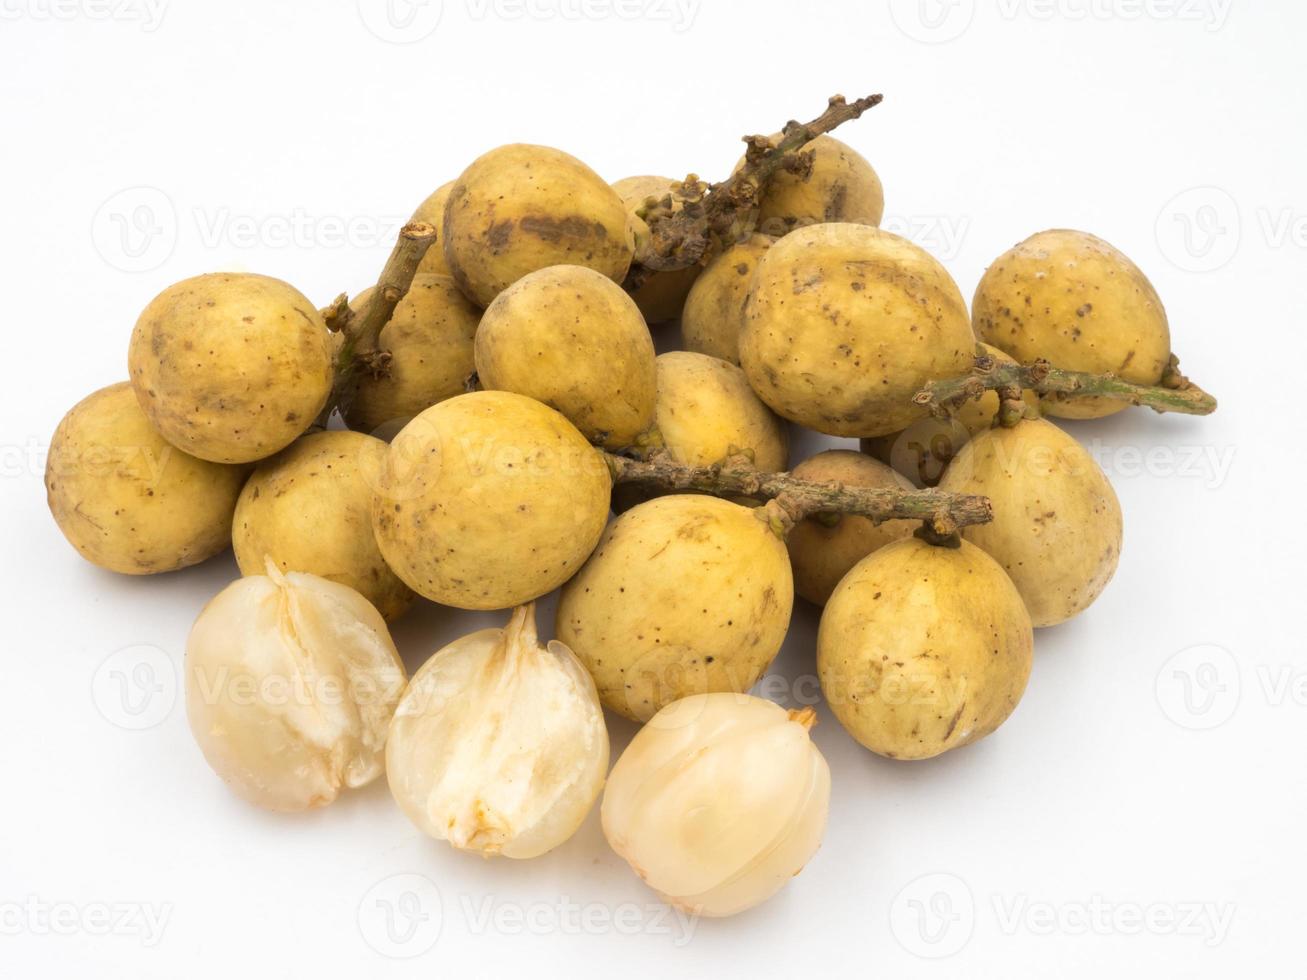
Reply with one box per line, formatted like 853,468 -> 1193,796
45,94 -> 1216,918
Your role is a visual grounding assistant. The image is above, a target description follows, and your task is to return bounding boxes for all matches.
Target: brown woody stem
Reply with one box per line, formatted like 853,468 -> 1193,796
914,352 -> 1218,424
605,451 -> 992,538
629,93 -> 883,277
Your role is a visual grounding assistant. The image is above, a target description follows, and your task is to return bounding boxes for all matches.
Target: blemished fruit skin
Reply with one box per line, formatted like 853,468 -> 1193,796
128,272 -> 334,464
739,223 -> 976,438
817,536 -> 1034,760
443,144 -> 635,307
411,181 -> 454,278
612,175 -> 702,324
371,390 -> 611,611
343,273 -> 481,437
973,229 -> 1172,420
232,430 -> 414,621
45,382 -> 247,575
784,450 -> 916,605
861,343 -> 1041,487
556,495 -> 794,722
474,264 -> 656,449
680,233 -> 774,366
751,134 -> 884,237
938,418 -> 1123,627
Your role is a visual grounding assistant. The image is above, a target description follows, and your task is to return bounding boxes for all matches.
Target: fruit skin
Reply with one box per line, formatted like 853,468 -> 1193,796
861,343 -> 1041,487
232,430 -> 414,621
443,144 -> 635,307
342,273 -> 480,437
128,272 -> 334,463
556,494 -> 794,722
973,229 -> 1172,420
474,265 -> 656,449
411,181 -> 454,278
602,694 -> 830,917
45,383 -> 247,574
612,175 -> 702,324
680,233 -> 773,366
371,390 -> 611,611
386,605 -> 608,860
817,537 -> 1034,760
739,223 -> 976,437
938,417 -> 1123,627
186,567 -> 406,812
785,450 -> 916,605
749,134 -> 884,237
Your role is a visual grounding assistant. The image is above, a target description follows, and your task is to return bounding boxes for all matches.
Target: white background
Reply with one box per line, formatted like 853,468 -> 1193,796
1,1 -> 1302,976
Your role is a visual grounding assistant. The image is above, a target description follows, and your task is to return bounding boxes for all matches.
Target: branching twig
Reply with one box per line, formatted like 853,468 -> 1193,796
914,352 -> 1218,421
629,93 -> 883,277
605,451 -> 992,539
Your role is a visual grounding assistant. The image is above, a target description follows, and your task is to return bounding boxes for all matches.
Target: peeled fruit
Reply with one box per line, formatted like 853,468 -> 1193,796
602,694 -> 830,917
861,343 -> 1041,486
747,134 -> 884,236
342,273 -> 480,437
680,233 -> 773,365
785,451 -> 916,604
474,265 -> 656,448
613,175 -> 702,324
556,494 -> 794,722
818,537 -> 1034,760
938,417 -> 1123,627
45,383 -> 246,574
128,272 -> 333,464
386,604 -> 608,859
739,223 -> 975,437
411,182 -> 454,278
371,390 -> 611,610
443,144 -> 634,307
232,430 -> 413,621
185,564 -> 406,811
973,229 -> 1172,420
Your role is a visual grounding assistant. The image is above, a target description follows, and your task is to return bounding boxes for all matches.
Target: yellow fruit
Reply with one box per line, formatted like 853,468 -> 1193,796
342,273 -> 480,438
784,450 -> 916,604
749,134 -> 884,236
556,494 -> 794,722
973,229 -> 1172,419
371,390 -> 611,610
443,144 -> 634,306
818,537 -> 1033,760
45,383 -> 246,574
613,175 -> 702,324
232,430 -> 413,621
128,272 -> 334,463
474,264 -> 656,448
938,417 -> 1123,627
411,181 -> 453,277
680,233 -> 773,365
739,223 -> 975,437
